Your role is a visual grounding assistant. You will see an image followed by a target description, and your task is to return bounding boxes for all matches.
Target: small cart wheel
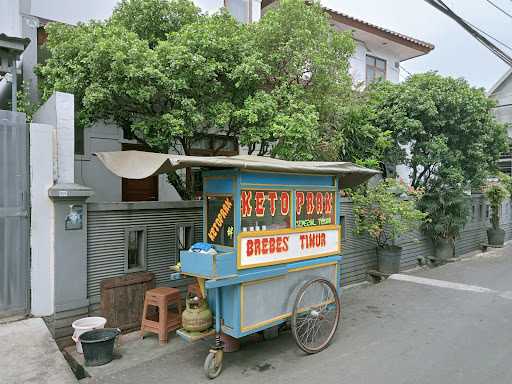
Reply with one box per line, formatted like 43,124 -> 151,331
291,278 -> 340,354
204,350 -> 223,379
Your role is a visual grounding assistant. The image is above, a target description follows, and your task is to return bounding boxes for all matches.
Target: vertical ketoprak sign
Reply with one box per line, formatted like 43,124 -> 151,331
238,190 -> 340,268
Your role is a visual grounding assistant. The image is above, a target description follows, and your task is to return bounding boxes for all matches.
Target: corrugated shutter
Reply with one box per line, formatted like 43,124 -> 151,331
87,205 -> 203,299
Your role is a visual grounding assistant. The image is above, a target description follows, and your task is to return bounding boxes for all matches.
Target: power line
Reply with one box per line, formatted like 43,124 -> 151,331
400,65 -> 413,77
466,20 -> 512,52
484,0 -> 512,20
424,0 -> 512,66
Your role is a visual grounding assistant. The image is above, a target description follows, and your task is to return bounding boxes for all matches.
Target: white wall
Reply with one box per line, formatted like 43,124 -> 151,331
0,0 -> 22,37
33,92 -> 75,183
349,40 -> 401,86
29,122 -> 56,316
27,0 -> 257,25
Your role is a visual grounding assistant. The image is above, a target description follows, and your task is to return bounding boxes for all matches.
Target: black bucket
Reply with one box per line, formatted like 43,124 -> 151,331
80,328 -> 121,367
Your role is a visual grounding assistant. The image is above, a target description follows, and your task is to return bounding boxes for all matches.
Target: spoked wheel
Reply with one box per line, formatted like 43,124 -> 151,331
291,278 -> 341,354
204,349 -> 223,379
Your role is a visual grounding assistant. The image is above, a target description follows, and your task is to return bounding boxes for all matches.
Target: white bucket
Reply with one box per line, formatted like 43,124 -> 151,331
71,317 -> 107,354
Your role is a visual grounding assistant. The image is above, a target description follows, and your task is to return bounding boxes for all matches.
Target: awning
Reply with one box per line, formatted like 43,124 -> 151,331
95,151 -> 380,188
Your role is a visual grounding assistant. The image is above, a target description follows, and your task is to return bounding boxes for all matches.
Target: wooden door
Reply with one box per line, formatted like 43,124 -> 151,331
122,144 -> 158,201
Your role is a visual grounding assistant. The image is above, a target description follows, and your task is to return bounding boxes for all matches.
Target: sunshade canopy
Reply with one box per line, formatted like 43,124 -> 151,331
95,151 -> 380,188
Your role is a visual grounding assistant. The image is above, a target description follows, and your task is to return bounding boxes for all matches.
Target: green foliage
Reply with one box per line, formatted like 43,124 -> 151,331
235,0 -> 357,160
352,179 -> 426,248
35,0 -> 388,195
368,72 -> 509,189
11,82 -> 39,121
418,179 -> 470,241
498,172 -> 512,198
111,0 -> 200,47
483,180 -> 510,229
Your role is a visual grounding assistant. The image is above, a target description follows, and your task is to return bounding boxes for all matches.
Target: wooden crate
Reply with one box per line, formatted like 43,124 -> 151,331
100,272 -> 155,332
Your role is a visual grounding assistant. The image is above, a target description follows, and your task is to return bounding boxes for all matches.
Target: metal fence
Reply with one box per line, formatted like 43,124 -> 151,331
0,110 -> 29,317
86,195 -> 512,302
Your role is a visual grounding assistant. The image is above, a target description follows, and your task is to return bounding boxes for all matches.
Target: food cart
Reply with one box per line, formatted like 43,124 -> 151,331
96,152 -> 378,378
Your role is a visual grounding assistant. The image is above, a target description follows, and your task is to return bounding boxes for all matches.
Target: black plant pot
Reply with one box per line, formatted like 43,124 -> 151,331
487,228 -> 505,246
434,238 -> 454,260
377,245 -> 402,274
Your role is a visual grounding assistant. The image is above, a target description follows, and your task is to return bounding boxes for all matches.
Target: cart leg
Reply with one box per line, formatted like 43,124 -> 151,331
204,287 -> 224,379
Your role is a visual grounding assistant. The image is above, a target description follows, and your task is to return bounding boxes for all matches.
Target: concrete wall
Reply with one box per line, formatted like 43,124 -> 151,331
75,122 -> 123,202
74,122 -> 181,202
29,123 -> 55,316
33,92 -> 75,183
30,92 -> 93,338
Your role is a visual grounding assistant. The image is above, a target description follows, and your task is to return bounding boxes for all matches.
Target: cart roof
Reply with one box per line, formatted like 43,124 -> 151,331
95,151 -> 380,188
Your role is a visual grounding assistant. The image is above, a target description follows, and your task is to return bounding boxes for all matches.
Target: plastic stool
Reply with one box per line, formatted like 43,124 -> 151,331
140,287 -> 181,344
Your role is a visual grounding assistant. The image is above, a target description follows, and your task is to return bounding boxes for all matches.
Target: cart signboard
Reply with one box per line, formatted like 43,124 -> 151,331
238,188 -> 339,268
238,225 -> 340,268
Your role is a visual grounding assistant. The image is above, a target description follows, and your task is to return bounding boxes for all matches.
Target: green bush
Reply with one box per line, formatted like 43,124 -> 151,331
483,180 -> 510,230
418,185 -> 470,241
352,179 -> 426,248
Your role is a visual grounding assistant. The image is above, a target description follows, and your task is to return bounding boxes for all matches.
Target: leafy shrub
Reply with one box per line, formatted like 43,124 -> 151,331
483,180 -> 510,230
352,179 -> 426,248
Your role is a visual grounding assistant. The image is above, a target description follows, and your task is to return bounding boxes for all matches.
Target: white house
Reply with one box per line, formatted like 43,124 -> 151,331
1,0 -> 434,202
489,69 -> 512,176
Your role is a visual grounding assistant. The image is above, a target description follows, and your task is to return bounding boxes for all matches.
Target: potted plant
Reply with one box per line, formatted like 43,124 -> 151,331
419,185 -> 470,260
483,179 -> 510,246
352,178 -> 426,274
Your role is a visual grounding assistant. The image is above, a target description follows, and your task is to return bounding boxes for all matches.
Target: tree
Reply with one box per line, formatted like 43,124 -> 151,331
368,72 -> 508,189
368,72 -> 508,245
236,0 -> 357,160
36,0 -> 384,196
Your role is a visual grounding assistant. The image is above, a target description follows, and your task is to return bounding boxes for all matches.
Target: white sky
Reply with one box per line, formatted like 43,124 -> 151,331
30,0 -> 512,90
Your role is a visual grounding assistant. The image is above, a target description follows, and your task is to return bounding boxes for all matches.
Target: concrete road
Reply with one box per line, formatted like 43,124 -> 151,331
92,244 -> 512,384
0,318 -> 77,384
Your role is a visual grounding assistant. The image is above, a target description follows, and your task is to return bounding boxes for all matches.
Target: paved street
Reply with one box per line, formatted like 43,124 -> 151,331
87,244 -> 512,384
0,318 -> 77,384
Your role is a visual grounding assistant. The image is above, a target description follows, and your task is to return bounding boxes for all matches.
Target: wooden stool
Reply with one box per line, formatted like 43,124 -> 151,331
140,287 -> 181,344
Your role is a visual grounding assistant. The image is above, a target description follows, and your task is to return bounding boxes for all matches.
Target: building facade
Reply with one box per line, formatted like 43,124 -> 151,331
489,69 -> 512,176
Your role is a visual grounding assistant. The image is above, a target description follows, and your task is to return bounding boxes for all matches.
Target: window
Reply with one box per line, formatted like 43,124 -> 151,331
366,55 -> 386,84
340,216 -> 346,241
206,195 -> 235,247
124,227 -> 147,272
176,224 -> 194,261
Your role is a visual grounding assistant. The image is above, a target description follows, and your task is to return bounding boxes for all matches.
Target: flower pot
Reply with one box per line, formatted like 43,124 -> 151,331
487,228 -> 505,246
434,238 -> 454,260
377,246 -> 402,274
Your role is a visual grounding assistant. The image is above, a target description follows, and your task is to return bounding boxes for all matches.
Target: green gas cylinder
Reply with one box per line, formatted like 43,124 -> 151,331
182,296 -> 213,332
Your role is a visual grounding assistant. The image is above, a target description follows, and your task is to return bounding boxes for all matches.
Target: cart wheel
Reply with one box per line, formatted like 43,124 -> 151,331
204,350 -> 223,379
291,278 -> 340,354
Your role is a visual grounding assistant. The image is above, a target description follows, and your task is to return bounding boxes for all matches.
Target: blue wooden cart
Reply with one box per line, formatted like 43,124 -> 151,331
95,152 -> 378,378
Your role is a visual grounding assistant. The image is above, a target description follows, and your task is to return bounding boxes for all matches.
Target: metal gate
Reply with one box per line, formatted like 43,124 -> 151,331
0,110 -> 29,317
